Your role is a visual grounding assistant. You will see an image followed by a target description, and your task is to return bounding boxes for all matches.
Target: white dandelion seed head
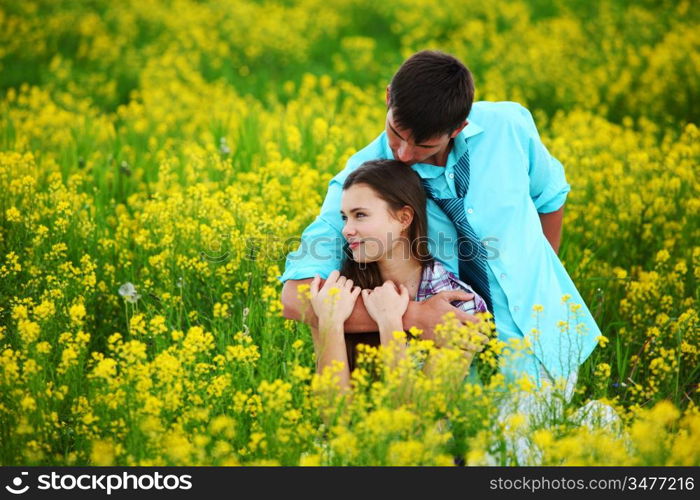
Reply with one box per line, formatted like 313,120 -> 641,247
118,282 -> 141,304
219,137 -> 231,155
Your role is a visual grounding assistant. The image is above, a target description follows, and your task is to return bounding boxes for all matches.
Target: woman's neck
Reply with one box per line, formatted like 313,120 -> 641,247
377,255 -> 423,296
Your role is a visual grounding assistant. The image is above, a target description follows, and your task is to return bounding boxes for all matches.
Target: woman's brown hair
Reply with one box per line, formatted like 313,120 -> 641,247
339,159 -> 434,290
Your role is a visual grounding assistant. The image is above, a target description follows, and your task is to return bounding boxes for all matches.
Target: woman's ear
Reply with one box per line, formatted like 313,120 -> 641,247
399,206 -> 414,230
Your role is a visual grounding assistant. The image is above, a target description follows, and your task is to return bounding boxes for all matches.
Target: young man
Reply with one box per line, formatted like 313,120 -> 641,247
279,50 -> 600,391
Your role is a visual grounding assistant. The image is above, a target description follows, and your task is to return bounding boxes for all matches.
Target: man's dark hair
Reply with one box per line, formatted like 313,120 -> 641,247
389,50 -> 474,144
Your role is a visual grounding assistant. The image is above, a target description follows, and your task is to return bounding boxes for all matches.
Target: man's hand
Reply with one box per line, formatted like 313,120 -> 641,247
403,290 -> 477,343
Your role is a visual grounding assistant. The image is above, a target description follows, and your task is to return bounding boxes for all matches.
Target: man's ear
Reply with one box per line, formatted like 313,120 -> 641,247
385,85 -> 391,108
449,120 -> 468,138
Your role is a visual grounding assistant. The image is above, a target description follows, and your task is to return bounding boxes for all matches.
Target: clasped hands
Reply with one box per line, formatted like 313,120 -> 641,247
308,270 -> 489,354
309,270 -> 406,338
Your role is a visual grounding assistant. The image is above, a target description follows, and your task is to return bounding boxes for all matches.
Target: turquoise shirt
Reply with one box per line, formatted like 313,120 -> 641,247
279,101 -> 600,379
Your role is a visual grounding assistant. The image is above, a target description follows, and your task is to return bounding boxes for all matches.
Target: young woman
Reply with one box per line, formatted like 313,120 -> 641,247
307,159 -> 490,390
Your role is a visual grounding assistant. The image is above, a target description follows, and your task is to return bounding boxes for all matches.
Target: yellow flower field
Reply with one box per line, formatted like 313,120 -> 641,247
0,0 -> 698,465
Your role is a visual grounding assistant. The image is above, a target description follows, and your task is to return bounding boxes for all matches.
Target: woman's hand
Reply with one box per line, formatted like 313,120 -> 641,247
309,270 -> 361,330
361,280 -> 409,334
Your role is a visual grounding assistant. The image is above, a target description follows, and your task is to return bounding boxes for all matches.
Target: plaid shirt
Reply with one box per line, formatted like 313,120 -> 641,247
416,260 -> 489,315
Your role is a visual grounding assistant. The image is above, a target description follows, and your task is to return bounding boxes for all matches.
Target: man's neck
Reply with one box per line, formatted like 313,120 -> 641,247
432,138 -> 454,167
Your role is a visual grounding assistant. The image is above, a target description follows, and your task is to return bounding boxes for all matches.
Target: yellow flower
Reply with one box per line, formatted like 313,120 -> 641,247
20,396 -> 37,411
213,302 -> 230,318
299,453 -> 321,466
149,315 -> 168,335
69,303 -> 86,325
655,249 -> 671,264
18,320 -> 40,344
388,440 -> 426,466
296,283 -> 311,300
408,325 -> 423,337
613,267 -> 628,279
595,335 -> 610,348
36,341 -> 51,354
91,439 -> 117,466
12,304 -> 29,321
129,313 -> 146,336
595,362 -> 611,379
92,358 -> 117,380
505,413 -> 528,433
34,300 -> 55,321
5,206 -> 21,222
516,376 -> 536,393
392,330 -> 407,342
532,429 -> 554,449
162,432 -> 193,463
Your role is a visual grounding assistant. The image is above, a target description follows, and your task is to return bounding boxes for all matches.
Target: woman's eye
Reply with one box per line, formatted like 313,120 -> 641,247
356,213 -> 365,218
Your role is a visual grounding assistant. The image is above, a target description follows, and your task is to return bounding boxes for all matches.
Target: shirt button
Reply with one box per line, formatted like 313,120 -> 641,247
500,273 -> 507,280
467,208 -> 474,214
513,306 -> 520,312
448,173 -> 454,179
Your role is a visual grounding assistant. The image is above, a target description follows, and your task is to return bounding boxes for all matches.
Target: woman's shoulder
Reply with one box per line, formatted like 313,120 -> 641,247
426,260 -> 460,286
417,259 -> 462,296
418,260 -> 489,314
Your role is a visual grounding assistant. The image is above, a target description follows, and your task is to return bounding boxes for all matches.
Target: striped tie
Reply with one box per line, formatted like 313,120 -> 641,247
421,140 -> 493,312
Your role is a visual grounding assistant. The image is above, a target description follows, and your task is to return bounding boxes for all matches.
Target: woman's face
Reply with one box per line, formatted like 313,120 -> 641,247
340,183 -> 410,264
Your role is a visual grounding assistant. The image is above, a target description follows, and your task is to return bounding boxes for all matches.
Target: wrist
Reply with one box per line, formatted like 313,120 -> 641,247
402,301 -> 421,330
318,317 -> 344,337
378,318 -> 405,342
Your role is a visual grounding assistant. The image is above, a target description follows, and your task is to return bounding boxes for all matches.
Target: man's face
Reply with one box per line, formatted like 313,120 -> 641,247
385,107 -> 456,166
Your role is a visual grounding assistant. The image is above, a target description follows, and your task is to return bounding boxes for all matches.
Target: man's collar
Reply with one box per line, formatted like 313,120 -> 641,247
462,118 -> 484,139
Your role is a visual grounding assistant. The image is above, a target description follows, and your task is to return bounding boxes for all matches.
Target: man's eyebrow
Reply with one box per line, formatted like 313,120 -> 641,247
388,121 -> 440,148
388,121 -> 406,141
340,207 -> 368,215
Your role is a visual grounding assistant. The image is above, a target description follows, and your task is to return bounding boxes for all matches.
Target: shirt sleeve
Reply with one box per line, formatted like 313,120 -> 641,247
277,175 -> 345,283
516,104 -> 570,214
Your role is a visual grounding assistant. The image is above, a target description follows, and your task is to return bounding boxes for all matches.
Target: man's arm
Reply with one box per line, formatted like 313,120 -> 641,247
539,204 -> 565,254
515,104 -> 571,219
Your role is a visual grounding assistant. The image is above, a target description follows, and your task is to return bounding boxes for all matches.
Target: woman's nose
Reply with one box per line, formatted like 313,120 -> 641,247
342,222 -> 355,238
